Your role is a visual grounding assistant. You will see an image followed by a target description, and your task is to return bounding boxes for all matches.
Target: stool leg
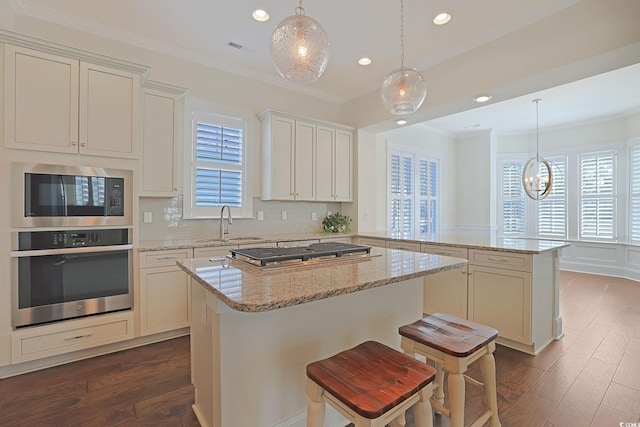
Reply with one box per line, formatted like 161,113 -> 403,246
306,379 -> 325,427
413,386 -> 434,427
433,362 -> 445,406
478,352 -> 501,427
447,372 -> 465,427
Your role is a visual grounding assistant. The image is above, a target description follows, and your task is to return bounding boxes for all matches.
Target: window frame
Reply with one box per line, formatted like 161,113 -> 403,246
579,150 -> 616,242
182,98 -> 253,219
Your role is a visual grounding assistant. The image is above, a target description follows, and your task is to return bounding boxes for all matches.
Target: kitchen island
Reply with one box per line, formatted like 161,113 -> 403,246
356,232 -> 570,355
178,246 -> 466,427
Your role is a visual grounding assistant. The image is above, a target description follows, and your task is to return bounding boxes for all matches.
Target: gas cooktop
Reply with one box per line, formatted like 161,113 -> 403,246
229,242 -> 372,268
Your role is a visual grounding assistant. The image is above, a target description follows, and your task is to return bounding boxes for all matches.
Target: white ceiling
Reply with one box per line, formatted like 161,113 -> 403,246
11,0 -> 640,134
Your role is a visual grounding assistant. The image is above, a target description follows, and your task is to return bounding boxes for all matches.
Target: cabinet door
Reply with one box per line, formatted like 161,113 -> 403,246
468,265 -> 532,344
423,266 -> 468,319
334,129 -> 352,201
294,120 -> 316,200
4,45 -> 79,153
142,90 -> 180,195
79,62 -> 139,158
269,116 -> 295,200
140,265 -> 190,336
316,125 -> 334,201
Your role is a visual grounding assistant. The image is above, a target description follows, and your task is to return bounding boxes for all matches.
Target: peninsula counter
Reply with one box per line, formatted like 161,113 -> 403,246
178,246 -> 466,427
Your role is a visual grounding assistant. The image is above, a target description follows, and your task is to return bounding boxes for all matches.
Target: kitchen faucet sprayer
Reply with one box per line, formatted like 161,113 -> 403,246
220,204 -> 232,239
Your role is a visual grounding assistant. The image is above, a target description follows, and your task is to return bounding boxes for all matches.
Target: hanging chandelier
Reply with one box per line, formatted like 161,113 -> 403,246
380,0 -> 427,115
270,0 -> 330,83
522,99 -> 553,200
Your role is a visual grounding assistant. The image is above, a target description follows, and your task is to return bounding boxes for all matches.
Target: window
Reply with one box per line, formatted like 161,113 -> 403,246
630,146 -> 640,242
498,156 -> 567,239
183,103 -> 252,219
538,156 -> 567,238
388,148 -> 439,236
580,150 -> 615,240
500,160 -> 526,236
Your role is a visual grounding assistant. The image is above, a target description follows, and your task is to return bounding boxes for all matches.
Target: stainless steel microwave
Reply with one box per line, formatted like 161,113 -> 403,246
12,163 -> 133,227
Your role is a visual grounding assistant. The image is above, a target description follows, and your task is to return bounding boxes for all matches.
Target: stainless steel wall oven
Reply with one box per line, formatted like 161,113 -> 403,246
10,228 -> 133,328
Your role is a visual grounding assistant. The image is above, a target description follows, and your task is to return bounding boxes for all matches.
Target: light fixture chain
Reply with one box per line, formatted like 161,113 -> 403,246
400,0 -> 405,67
535,99 -> 540,161
296,0 -> 305,15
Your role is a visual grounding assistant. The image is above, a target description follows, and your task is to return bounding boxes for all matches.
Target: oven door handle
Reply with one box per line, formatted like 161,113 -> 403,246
10,244 -> 133,258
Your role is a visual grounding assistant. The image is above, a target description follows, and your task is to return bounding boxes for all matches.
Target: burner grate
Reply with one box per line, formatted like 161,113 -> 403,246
229,242 -> 371,266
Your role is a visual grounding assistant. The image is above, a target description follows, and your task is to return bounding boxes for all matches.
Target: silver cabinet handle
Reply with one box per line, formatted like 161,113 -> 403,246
156,256 -> 178,260
64,333 -> 93,340
488,257 -> 508,262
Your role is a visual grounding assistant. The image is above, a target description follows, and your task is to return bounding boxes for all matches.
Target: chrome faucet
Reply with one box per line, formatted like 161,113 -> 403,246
219,204 -> 232,239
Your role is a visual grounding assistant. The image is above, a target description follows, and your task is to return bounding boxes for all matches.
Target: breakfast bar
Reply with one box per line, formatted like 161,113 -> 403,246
178,246 -> 467,427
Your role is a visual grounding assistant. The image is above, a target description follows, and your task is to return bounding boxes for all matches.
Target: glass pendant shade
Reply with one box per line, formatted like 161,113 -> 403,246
523,156 -> 553,200
380,66 -> 427,115
270,12 -> 330,83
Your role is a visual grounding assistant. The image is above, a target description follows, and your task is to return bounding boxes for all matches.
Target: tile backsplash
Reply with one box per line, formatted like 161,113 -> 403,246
138,196 -> 343,241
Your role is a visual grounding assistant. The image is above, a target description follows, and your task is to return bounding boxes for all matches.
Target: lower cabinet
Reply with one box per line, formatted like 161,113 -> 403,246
11,311 -> 134,364
421,244 -> 469,319
467,264 -> 532,345
139,249 -> 192,336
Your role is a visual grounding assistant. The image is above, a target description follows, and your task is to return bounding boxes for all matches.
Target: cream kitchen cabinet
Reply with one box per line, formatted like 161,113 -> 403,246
141,84 -> 185,196
421,244 -> 469,319
193,245 -> 237,258
4,44 -> 140,158
259,110 -> 354,202
139,249 -> 192,336
316,126 -> 353,201
260,112 -> 315,200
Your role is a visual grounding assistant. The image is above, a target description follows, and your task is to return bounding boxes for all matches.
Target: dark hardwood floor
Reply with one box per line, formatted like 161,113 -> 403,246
1,271 -> 640,426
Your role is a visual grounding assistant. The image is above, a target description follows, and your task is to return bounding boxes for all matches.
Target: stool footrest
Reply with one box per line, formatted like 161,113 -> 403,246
469,409 -> 494,427
463,374 -> 484,388
430,399 -> 450,417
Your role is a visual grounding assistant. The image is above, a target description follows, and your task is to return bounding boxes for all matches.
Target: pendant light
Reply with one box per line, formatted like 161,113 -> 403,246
380,0 -> 427,115
522,99 -> 553,200
270,0 -> 330,83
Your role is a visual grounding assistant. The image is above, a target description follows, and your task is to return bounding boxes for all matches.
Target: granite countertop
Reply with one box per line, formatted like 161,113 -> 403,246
177,246 -> 467,313
138,232 -> 354,252
358,231 -> 569,254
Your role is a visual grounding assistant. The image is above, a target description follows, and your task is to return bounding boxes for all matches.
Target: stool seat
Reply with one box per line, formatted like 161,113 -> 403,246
399,312 -> 498,357
307,340 -> 436,420
399,313 -> 501,427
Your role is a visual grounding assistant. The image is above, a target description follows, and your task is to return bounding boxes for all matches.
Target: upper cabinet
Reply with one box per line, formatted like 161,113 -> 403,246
259,109 -> 354,202
141,84 -> 185,196
4,44 -> 140,158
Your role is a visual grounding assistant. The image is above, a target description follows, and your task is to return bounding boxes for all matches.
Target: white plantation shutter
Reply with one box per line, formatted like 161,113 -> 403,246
629,146 -> 640,242
580,151 -> 615,240
184,109 -> 250,219
195,122 -> 242,207
538,157 -> 567,238
388,149 -> 439,237
501,161 -> 526,235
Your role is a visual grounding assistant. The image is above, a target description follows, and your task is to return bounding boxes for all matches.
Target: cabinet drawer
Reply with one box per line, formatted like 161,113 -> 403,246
140,249 -> 192,268
194,246 -> 236,259
12,311 -> 134,363
355,237 -> 386,248
386,240 -> 421,252
469,249 -> 532,272
421,244 -> 468,259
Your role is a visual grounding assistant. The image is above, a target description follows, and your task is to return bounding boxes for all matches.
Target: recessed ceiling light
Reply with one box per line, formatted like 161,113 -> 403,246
358,57 -> 372,66
433,12 -> 451,25
396,119 -> 408,125
474,94 -> 492,103
252,9 -> 269,22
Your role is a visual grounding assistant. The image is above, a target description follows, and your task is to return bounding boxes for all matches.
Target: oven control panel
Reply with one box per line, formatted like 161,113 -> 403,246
18,228 -> 130,250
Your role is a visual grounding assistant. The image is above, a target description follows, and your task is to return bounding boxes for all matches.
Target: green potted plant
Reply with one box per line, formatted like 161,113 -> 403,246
322,212 -> 352,233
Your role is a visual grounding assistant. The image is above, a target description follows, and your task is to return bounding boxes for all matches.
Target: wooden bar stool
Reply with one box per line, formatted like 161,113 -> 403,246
399,313 -> 501,427
306,340 -> 436,427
